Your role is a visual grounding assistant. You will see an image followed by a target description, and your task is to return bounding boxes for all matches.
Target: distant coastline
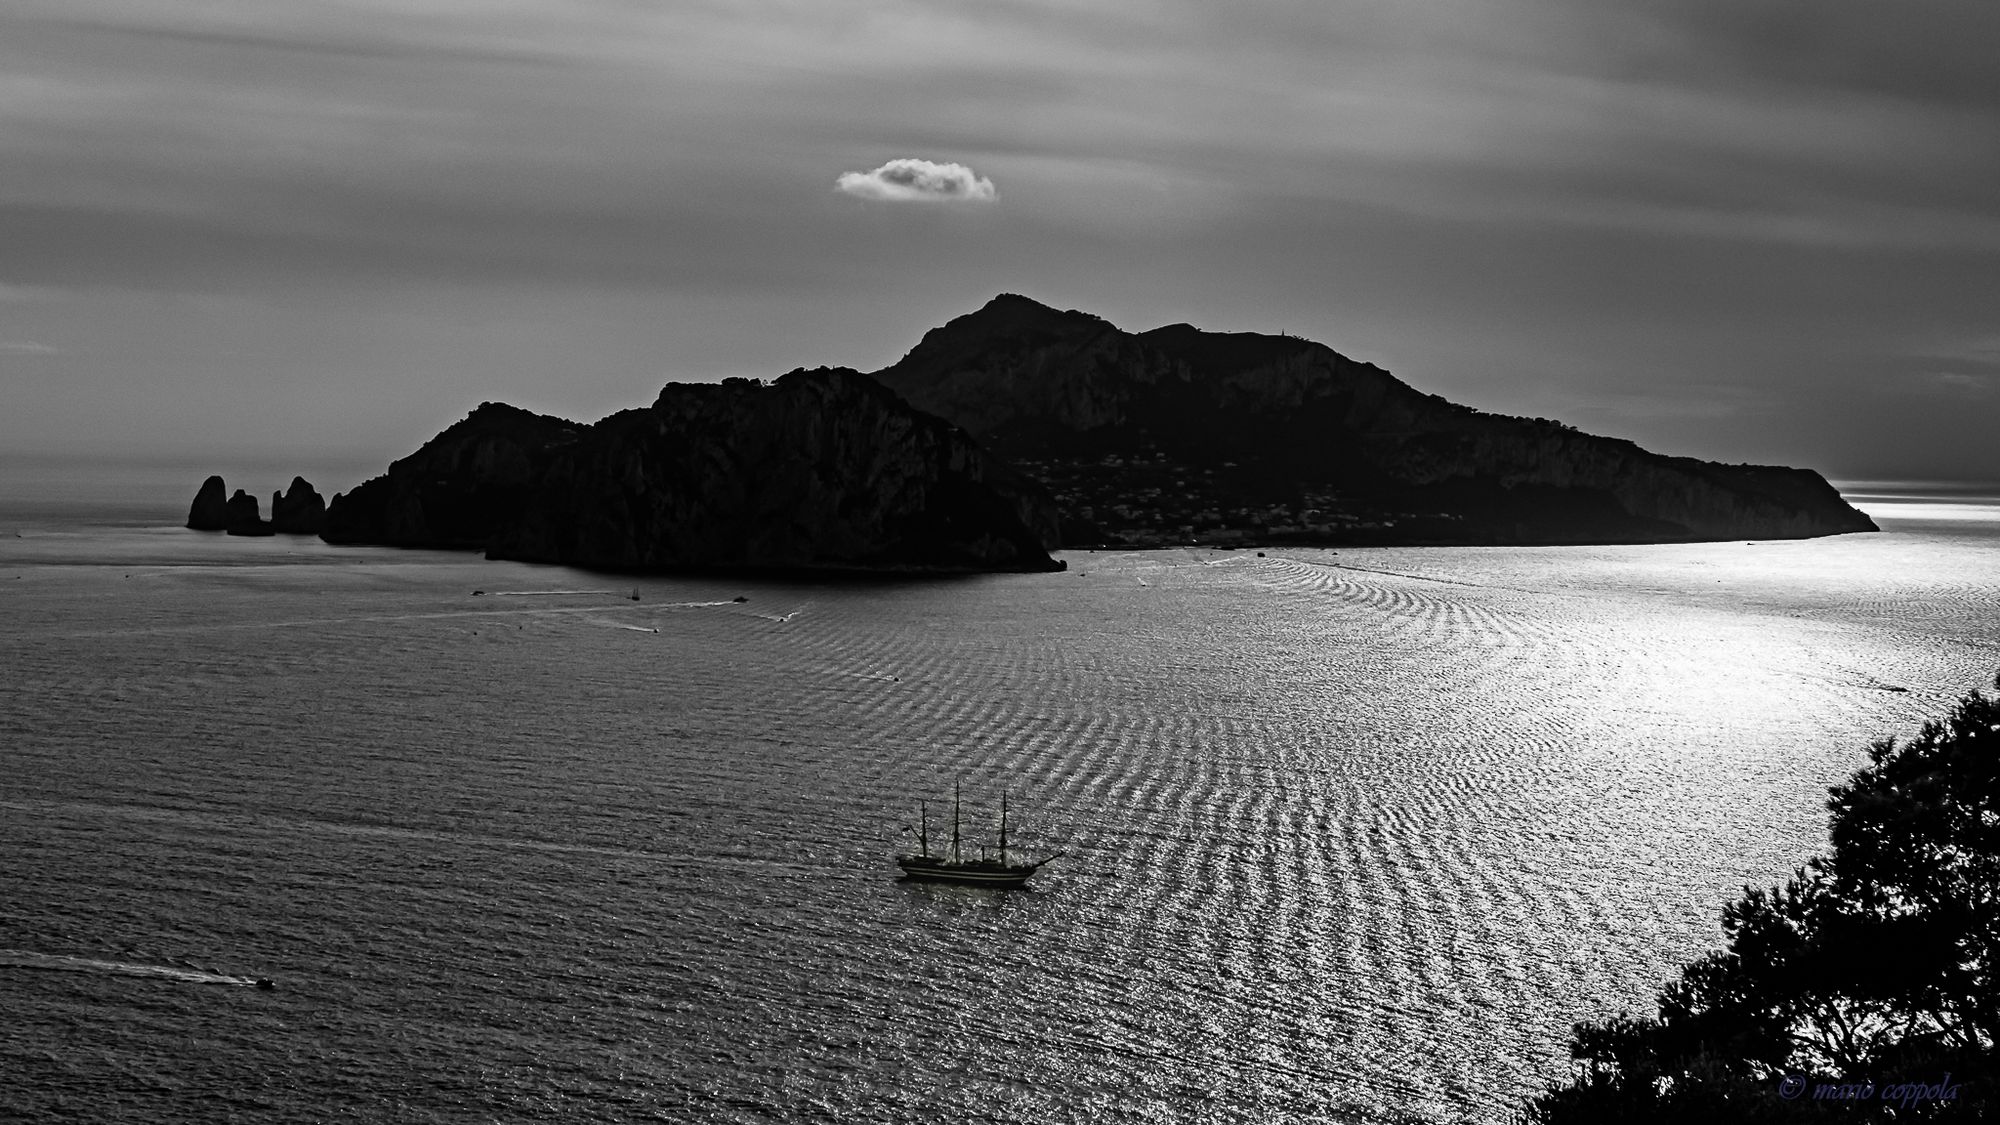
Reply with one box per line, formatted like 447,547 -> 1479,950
1835,482 -> 2000,535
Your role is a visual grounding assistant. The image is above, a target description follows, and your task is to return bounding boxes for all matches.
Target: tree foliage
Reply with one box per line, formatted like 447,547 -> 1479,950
1527,678 -> 2000,1121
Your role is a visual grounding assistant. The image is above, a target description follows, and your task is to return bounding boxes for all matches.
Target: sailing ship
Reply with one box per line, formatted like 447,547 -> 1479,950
896,784 -> 1061,888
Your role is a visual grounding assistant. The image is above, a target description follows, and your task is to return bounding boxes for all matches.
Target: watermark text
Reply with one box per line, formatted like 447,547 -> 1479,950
1777,1072 -> 1961,1109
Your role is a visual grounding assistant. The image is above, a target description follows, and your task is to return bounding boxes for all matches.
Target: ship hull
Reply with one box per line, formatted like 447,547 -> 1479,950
896,856 -> 1041,888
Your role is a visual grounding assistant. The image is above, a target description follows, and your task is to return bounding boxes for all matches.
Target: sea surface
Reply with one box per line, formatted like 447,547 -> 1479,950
3,462 -> 1998,1124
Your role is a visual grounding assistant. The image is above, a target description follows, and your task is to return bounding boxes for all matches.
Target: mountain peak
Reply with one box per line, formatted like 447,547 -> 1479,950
976,292 -> 1072,317
926,294 -> 1109,347
872,295 -> 1114,399
982,292 -> 1049,310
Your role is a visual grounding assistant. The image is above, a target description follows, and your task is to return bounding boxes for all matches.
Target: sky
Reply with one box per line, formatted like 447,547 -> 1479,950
3,0 -> 1996,485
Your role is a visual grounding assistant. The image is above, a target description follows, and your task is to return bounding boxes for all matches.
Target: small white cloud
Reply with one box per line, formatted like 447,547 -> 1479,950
0,340 -> 57,355
835,158 -> 997,203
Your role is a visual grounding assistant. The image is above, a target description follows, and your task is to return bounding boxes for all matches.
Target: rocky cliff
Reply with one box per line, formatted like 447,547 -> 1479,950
489,369 -> 1061,573
318,375 -> 1062,574
873,294 -> 1876,545
321,403 -> 586,549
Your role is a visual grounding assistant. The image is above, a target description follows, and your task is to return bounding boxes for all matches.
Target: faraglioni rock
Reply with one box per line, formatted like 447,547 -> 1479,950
872,294 -> 1877,545
321,375 -> 1064,575
188,474 -> 327,535
187,475 -> 229,530
223,489 -> 273,537
269,477 -> 328,535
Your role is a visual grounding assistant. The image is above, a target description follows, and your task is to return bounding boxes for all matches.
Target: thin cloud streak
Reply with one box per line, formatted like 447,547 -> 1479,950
6,2 -> 1994,279
0,0 -> 1993,478
1928,373 -> 1994,397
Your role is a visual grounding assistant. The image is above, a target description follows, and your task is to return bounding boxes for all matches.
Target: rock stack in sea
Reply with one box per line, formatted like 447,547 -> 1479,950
186,475 -> 326,536
223,489 -> 273,536
187,475 -> 229,530
269,477 -> 328,535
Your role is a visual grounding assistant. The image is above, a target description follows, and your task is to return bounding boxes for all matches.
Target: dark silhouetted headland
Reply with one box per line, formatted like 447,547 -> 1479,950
316,371 -> 1063,575
319,402 -> 585,551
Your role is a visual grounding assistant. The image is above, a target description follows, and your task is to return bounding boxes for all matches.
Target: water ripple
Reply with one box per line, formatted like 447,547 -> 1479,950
2,530 -> 1995,1122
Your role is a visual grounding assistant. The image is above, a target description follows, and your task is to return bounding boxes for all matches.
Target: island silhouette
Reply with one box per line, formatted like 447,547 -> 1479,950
187,295 -> 1876,573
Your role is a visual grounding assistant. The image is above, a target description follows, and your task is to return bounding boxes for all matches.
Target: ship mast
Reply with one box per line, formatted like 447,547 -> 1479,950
1000,790 -> 1010,866
951,781 -> 962,863
918,800 -> 929,857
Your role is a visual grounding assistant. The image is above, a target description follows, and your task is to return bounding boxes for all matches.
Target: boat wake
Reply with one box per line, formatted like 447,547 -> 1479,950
807,668 -> 901,683
0,949 -> 264,987
584,618 -> 659,633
